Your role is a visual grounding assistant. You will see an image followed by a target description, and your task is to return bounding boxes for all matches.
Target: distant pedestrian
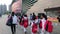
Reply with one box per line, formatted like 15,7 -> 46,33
30,14 -> 33,20
57,15 -> 60,23
32,13 -> 36,20
31,13 -> 36,27
30,14 -> 33,26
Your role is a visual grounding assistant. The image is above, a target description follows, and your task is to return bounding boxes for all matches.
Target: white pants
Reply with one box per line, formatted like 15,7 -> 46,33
46,31 -> 50,34
24,27 -> 27,32
20,25 -> 24,29
40,29 -> 45,34
39,28 -> 42,33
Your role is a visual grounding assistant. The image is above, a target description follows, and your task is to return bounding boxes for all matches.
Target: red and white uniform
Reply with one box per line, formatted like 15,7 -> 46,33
32,22 -> 38,34
39,18 -> 46,34
45,21 -> 53,34
23,16 -> 28,32
31,16 -> 38,34
39,18 -> 53,34
23,17 -> 28,28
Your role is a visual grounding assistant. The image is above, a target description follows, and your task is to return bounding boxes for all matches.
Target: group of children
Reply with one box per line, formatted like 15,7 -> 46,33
19,13 -> 53,34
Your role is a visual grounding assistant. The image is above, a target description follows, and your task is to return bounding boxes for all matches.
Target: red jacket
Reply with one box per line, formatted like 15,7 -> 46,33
39,20 -> 53,33
46,21 -> 53,33
23,17 -> 28,28
32,22 -> 38,33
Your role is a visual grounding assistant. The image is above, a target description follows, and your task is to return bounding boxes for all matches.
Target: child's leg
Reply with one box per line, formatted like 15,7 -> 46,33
21,26 -> 24,29
24,27 -> 27,32
40,30 -> 45,34
39,28 -> 42,33
46,31 -> 50,34
31,32 -> 34,34
31,32 -> 36,34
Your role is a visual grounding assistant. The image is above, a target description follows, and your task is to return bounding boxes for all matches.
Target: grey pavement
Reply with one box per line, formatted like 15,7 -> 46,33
0,15 -> 60,34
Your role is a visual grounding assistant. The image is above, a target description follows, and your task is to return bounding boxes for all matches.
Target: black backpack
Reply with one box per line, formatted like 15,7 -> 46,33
6,16 -> 13,26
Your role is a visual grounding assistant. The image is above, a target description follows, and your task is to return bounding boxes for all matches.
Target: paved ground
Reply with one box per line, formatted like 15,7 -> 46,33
0,15 -> 60,34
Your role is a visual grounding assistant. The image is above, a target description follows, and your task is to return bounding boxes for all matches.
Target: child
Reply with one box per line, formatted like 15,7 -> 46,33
45,21 -> 53,34
23,14 -> 28,34
39,13 -> 47,34
32,22 -> 38,34
31,14 -> 38,34
30,14 -> 33,26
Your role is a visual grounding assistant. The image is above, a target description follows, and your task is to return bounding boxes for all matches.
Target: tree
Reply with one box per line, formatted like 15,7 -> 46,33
11,0 -> 16,5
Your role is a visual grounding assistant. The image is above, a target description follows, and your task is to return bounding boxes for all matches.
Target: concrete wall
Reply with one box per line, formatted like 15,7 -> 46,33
27,0 -> 60,15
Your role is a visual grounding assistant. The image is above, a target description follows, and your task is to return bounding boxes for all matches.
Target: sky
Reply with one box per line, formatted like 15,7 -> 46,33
0,0 -> 12,10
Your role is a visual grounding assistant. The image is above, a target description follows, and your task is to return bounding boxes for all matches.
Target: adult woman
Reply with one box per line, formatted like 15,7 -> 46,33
11,12 -> 18,34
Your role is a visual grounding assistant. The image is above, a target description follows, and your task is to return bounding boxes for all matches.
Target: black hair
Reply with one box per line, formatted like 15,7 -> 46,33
32,13 -> 36,20
33,13 -> 35,15
59,15 -> 60,17
41,13 -> 47,20
24,14 -> 27,17
30,14 -> 32,15
11,12 -> 14,16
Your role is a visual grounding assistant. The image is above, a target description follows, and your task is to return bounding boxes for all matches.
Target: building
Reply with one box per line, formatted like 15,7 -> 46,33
22,0 -> 38,14
0,4 -> 7,15
26,0 -> 60,16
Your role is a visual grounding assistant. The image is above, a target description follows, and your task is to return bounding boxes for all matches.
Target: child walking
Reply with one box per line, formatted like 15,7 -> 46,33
39,13 -> 47,34
23,14 -> 28,34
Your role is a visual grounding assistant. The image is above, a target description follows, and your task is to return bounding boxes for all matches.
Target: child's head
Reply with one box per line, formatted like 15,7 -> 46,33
33,13 -> 35,15
40,13 -> 47,20
11,12 -> 15,16
24,14 -> 27,17
30,14 -> 32,15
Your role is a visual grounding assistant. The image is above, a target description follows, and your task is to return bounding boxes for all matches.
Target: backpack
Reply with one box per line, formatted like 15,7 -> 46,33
6,16 -> 12,26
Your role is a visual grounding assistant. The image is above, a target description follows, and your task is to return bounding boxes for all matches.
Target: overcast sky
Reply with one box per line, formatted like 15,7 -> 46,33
0,0 -> 12,10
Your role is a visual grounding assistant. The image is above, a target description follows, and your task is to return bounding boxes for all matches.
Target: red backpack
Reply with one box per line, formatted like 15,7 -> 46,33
45,21 -> 53,33
32,22 -> 38,33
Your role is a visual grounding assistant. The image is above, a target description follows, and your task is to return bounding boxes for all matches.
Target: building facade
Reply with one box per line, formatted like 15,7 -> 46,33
0,4 -> 7,15
26,0 -> 60,16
